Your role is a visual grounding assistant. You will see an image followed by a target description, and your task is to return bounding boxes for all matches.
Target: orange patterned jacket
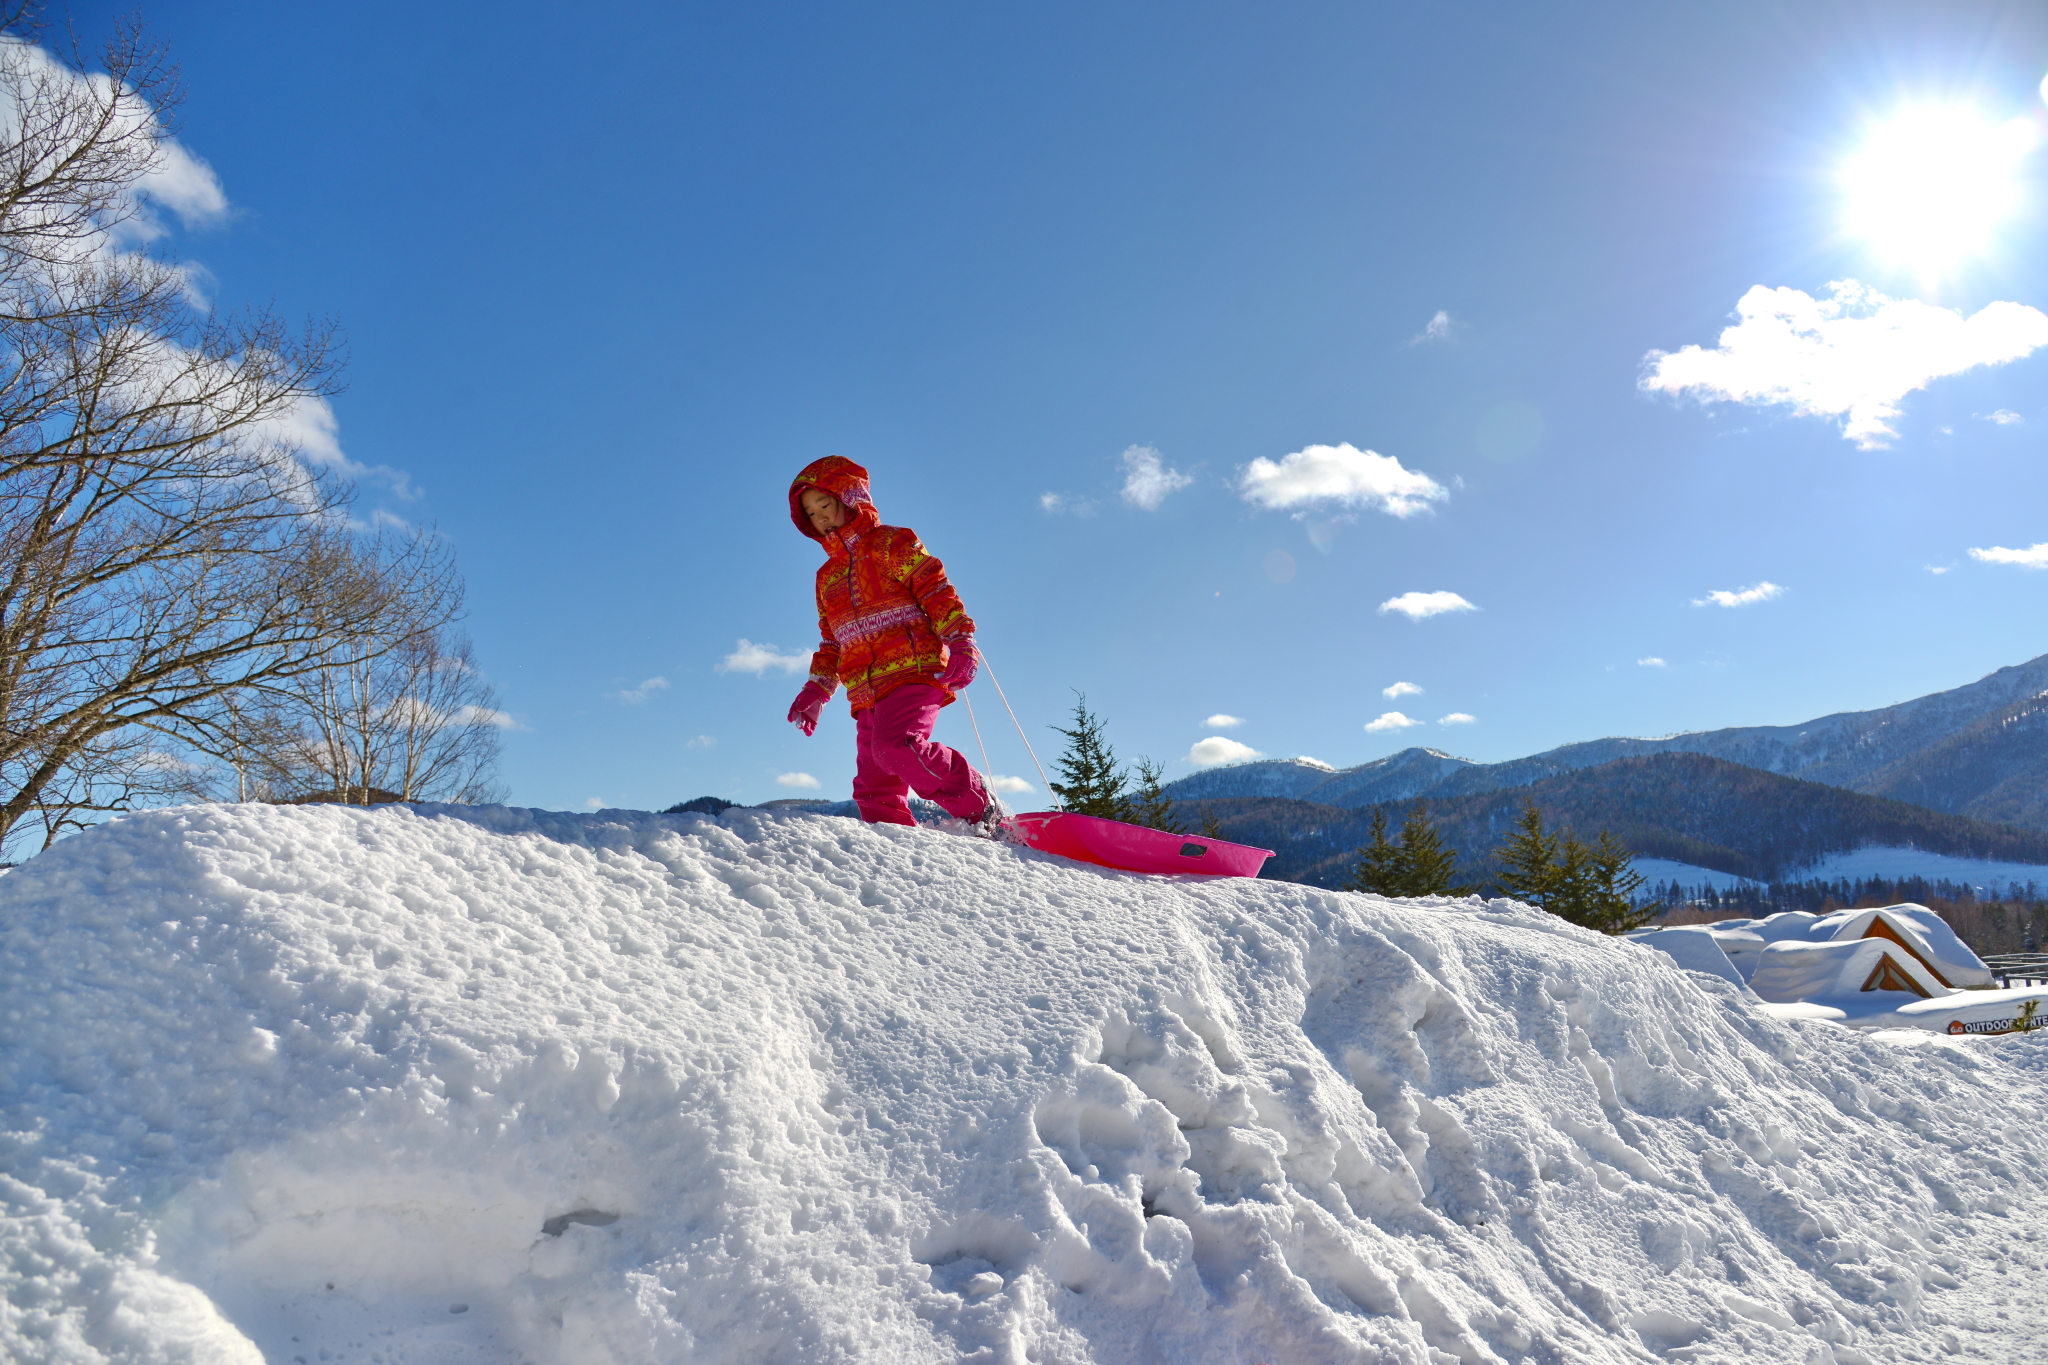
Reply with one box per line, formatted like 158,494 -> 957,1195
789,456 -> 974,714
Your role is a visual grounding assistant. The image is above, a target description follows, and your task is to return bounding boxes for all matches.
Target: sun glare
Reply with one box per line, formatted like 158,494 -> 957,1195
1842,106 -> 2038,275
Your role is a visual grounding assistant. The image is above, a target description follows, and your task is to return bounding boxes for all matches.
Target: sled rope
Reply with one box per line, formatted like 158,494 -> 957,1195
977,648 -> 1055,799
962,692 -> 996,793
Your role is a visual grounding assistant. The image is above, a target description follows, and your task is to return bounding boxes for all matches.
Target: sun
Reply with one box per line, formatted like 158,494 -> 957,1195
1841,106 -> 2038,276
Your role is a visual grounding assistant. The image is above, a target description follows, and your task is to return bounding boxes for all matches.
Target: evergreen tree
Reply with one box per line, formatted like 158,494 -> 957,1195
1347,807 -> 1406,895
1546,827 -> 1595,923
1492,802 -> 1651,933
1127,756 -> 1186,832
1048,692 -> 1131,820
1396,804 -> 1470,897
1493,801 -> 1561,909
1582,829 -> 1653,933
1198,803 -> 1225,840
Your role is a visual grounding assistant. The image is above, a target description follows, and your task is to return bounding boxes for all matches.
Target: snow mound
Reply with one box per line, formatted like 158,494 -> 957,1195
4,803 -> 2048,1364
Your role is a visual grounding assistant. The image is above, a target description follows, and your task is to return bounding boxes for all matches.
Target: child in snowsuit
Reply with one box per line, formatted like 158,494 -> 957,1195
784,457 -> 1003,832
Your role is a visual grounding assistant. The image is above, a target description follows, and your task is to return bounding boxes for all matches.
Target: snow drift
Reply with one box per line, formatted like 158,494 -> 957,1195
3,803 -> 2047,1364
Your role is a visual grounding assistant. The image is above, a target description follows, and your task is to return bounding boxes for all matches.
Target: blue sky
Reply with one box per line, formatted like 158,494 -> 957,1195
81,0 -> 2048,810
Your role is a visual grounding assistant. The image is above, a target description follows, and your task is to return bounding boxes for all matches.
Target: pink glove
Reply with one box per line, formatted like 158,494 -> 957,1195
937,636 -> 978,691
787,680 -> 831,736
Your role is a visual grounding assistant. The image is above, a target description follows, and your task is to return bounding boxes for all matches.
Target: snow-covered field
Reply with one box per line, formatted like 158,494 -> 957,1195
1635,848 -> 2048,895
3,803 -> 2046,1364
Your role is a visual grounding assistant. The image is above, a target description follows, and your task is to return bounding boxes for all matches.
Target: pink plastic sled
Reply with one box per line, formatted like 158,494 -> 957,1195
1009,811 -> 1274,878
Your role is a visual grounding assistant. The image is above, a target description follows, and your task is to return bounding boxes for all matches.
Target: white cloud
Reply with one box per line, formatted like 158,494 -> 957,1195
1382,681 -> 1423,699
1637,657 -> 1667,667
260,393 -> 420,509
1040,492 -> 1097,516
448,704 -> 522,730
1378,591 -> 1476,620
167,259 -> 217,311
1926,565 -> 1951,575
375,698 -> 526,733
1187,736 -> 1262,767
686,734 -> 716,749
989,774 -> 1034,794
1693,582 -> 1784,608
1641,280 -> 2048,448
1203,714 -> 1244,728
775,772 -> 821,789
268,393 -> 343,467
1438,712 -> 1477,725
584,797 -> 607,810
138,137 -> 229,232
0,40 -> 230,245
1238,443 -> 1448,518
719,639 -> 809,675
1408,310 -> 1456,345
1983,409 -> 2024,425
1365,711 -> 1424,733
613,676 -> 670,704
1969,542 -> 2048,568
1119,445 -> 1193,510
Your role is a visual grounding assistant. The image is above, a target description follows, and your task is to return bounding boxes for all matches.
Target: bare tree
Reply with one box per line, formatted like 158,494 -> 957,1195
0,13 -> 492,854
171,527 -> 501,806
0,9 -> 177,291
246,603 -> 508,807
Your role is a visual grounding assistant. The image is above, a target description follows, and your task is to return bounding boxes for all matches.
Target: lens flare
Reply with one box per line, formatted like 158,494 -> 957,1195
1842,106 -> 2037,274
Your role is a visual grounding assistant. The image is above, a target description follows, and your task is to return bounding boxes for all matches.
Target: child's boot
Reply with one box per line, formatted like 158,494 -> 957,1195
967,796 -> 1014,841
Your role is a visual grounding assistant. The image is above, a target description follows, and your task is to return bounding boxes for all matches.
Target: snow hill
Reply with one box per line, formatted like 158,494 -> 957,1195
5,803 -> 2048,1364
1166,652 -> 2048,829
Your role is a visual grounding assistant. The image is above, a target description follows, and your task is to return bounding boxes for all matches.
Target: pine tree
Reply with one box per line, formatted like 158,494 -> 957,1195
1127,756 -> 1186,833
1582,829 -> 1653,933
1546,827 -> 1595,923
1048,692 -> 1131,820
1493,801 -> 1561,909
1347,807 -> 1406,896
1198,803 -> 1225,840
1396,804 -> 1470,897
1493,802 -> 1651,934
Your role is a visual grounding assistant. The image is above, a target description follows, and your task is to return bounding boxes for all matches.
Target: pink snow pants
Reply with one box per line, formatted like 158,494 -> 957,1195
853,682 -> 990,827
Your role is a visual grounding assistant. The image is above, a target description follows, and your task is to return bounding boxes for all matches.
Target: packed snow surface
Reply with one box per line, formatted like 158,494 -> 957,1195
4,803 -> 2048,1364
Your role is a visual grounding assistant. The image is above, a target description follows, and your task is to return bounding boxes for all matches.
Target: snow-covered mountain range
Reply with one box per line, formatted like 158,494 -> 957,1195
1166,652 -> 2048,828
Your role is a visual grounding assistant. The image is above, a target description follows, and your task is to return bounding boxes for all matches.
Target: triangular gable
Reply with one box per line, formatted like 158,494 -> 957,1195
1857,914 -> 1955,989
1861,953 -> 1932,997
1750,937 -> 1954,1004
1822,907 -> 1990,990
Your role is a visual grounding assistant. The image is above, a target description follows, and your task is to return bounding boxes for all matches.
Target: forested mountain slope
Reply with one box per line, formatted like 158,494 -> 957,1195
1190,752 -> 2048,889
1165,652 -> 2048,827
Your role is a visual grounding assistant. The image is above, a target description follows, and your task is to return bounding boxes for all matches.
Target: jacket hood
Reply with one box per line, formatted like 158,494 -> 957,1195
789,456 -> 880,543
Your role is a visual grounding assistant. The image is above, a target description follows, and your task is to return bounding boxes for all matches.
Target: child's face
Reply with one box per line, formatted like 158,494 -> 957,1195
800,487 -> 848,534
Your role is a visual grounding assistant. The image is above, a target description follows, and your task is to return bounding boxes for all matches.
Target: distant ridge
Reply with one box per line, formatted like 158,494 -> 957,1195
1190,753 -> 2048,889
1166,651 -> 2048,829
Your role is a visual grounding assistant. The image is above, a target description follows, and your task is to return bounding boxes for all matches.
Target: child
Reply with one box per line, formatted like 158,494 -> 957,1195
784,457 -> 1006,835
